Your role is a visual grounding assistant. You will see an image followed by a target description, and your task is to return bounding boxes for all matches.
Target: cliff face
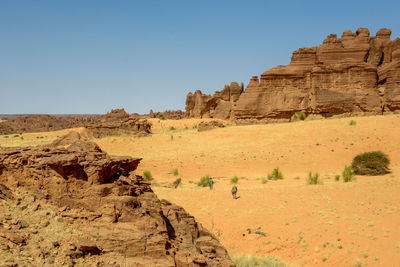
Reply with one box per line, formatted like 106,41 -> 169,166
185,28 -> 400,123
0,141 -> 234,266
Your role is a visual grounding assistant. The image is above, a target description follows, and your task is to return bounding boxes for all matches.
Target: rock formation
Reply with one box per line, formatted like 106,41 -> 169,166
148,109 -> 186,120
84,109 -> 151,138
0,141 -> 234,266
0,109 -> 152,137
186,83 -> 244,120
185,28 -> 400,124
197,121 -> 225,132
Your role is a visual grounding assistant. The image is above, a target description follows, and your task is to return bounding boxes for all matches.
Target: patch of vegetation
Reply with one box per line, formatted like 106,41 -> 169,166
351,113 -> 359,117
292,111 -> 307,121
335,174 -> 340,182
261,177 -> 268,184
20,136 -> 24,140
349,120 -> 357,126
13,134 -> 19,137
342,166 -> 355,182
231,254 -> 291,267
171,168 -> 179,176
169,126 -> 176,131
307,172 -> 322,185
172,178 -> 182,188
197,175 -> 210,187
351,151 -> 390,175
268,167 -> 283,180
143,170 -> 153,181
230,176 -> 239,184
159,115 -> 166,120
3,135 -> 9,138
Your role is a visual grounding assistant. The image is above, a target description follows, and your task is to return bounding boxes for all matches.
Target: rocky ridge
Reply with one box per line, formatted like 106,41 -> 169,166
0,109 -> 151,137
0,141 -> 234,266
185,28 -> 400,124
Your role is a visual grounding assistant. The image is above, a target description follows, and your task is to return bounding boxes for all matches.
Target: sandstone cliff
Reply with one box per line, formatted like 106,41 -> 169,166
0,141 -> 234,266
185,28 -> 400,123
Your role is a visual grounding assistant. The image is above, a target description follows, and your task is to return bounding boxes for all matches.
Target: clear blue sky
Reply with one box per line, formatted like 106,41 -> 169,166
1,0 -> 399,114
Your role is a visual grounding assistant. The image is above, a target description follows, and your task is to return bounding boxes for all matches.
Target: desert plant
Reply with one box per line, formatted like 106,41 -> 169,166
231,254 -> 290,267
261,177 -> 268,184
307,172 -> 322,185
169,126 -> 176,131
335,174 -> 340,181
292,111 -> 307,121
342,166 -> 355,182
171,168 -> 179,176
172,178 -> 182,188
351,151 -> 390,175
143,170 -> 153,181
197,175 -> 210,187
159,116 -> 166,120
349,120 -> 357,126
268,167 -> 283,180
230,176 -> 239,184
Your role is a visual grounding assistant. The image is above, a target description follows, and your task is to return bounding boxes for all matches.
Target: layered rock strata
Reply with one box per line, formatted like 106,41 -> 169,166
186,28 -> 400,124
0,141 -> 234,266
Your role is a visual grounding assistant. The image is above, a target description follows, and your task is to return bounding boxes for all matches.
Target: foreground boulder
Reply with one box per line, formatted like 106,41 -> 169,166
186,28 -> 400,124
0,141 -> 234,266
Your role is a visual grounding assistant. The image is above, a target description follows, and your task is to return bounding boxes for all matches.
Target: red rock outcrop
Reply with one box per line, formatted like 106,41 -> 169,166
148,109 -> 186,120
185,83 -> 244,120
0,141 -> 234,266
186,28 -> 400,124
0,109 -> 152,137
84,109 -> 151,138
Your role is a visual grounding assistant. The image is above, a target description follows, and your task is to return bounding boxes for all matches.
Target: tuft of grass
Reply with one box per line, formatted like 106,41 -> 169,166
351,151 -> 390,175
171,168 -> 179,176
159,115 -> 166,120
292,111 -> 307,121
342,166 -> 355,182
231,254 -> 291,267
335,174 -> 340,182
230,176 -> 239,184
197,175 -> 210,187
268,167 -> 283,180
143,170 -> 153,181
261,177 -> 268,184
307,172 -> 322,185
349,120 -> 357,126
169,126 -> 176,131
172,178 -> 182,188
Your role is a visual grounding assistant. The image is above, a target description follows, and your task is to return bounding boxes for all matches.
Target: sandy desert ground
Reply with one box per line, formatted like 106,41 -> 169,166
1,115 -> 400,266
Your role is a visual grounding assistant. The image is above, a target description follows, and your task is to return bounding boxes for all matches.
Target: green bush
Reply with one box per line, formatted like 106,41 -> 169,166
143,170 -> 153,181
171,168 -> 179,176
351,151 -> 390,175
307,172 -> 322,185
349,120 -> 357,126
342,166 -> 355,182
292,111 -> 307,121
231,254 -> 290,267
230,176 -> 239,184
169,126 -> 176,131
172,178 -> 182,188
159,116 -> 166,120
334,174 -> 340,182
197,175 -> 210,187
268,167 -> 283,180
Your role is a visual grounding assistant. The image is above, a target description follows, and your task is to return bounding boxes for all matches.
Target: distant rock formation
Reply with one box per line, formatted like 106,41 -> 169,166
185,28 -> 400,124
0,109 -> 151,136
0,141 -> 234,266
148,109 -> 185,120
186,82 -> 244,120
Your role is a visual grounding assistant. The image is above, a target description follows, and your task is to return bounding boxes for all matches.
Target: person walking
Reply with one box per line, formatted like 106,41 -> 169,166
231,184 -> 237,199
209,177 -> 214,190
